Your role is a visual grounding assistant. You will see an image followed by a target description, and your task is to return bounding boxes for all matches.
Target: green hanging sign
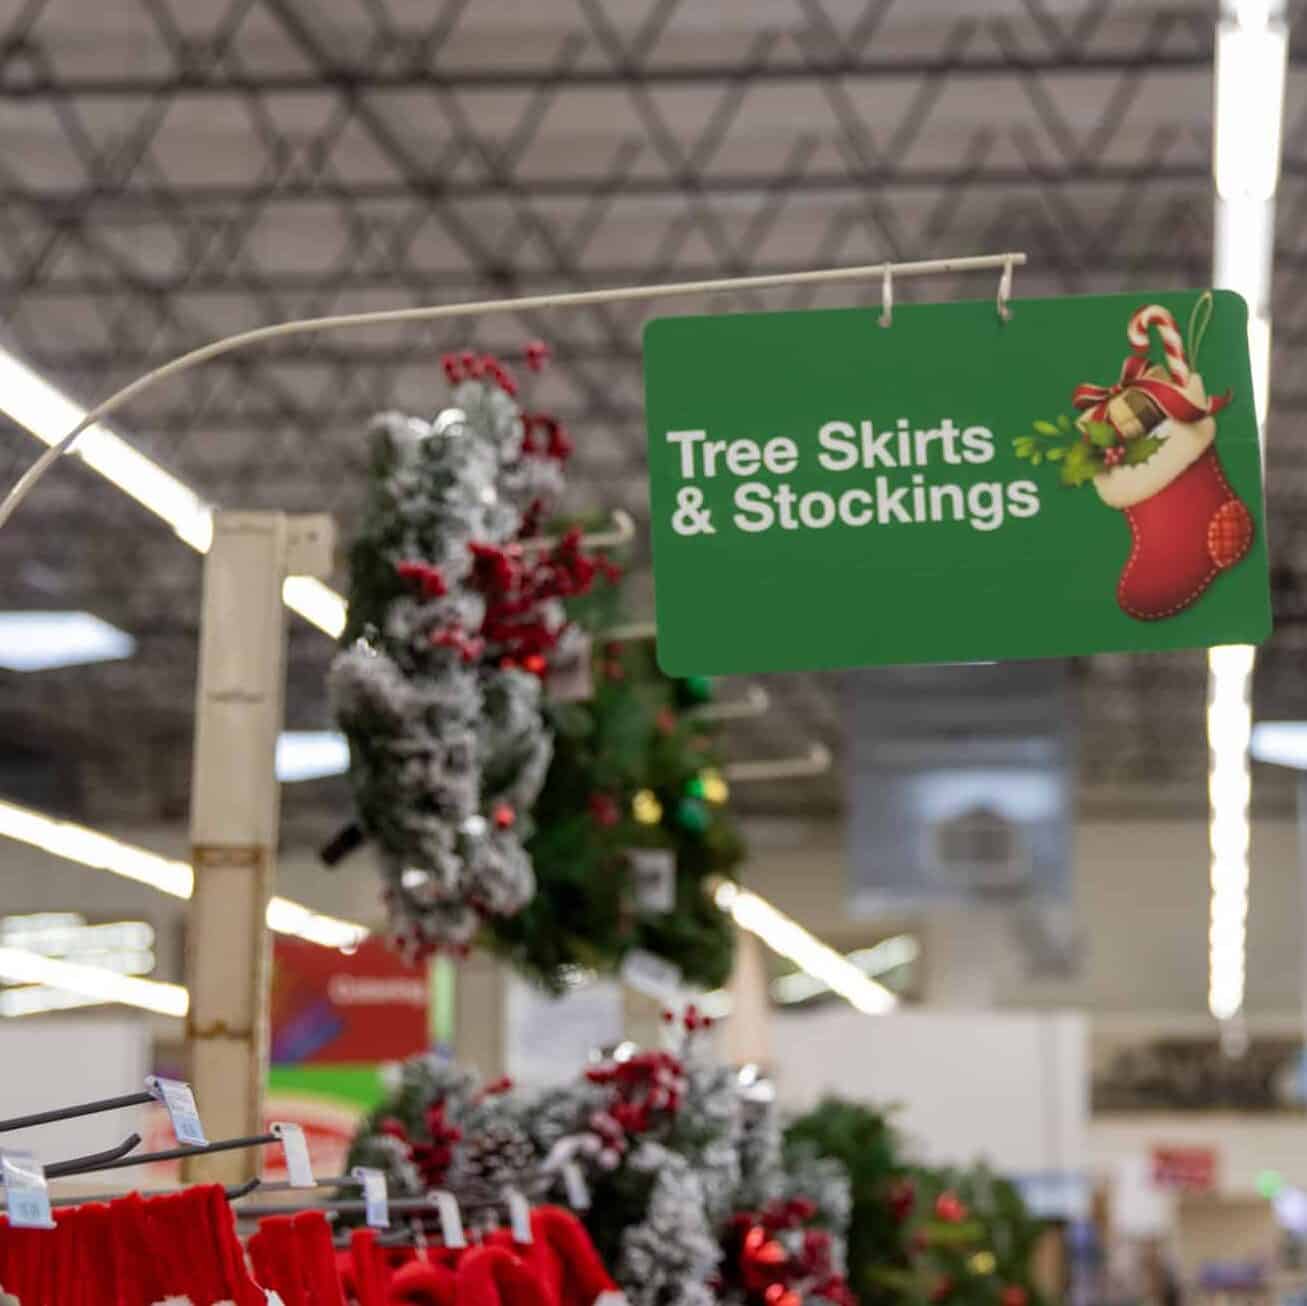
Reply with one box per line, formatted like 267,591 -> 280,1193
643,290 -> 1271,675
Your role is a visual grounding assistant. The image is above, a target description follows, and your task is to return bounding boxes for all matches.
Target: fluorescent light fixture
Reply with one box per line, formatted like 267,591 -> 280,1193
771,970 -> 831,1005
263,897 -> 367,951
699,988 -> 733,1019
0,797 -> 368,950
1214,198 -> 1274,314
0,349 -> 214,552
1207,644 -> 1256,1021
772,934 -> 920,1005
1214,16 -> 1287,202
1251,721 -> 1307,769
282,576 -> 347,639
1206,0 -> 1284,1025
0,986 -> 111,1018
0,345 -> 348,637
0,799 -> 193,897
713,881 -> 896,1015
847,934 -> 921,973
0,945 -> 188,1017
0,610 -> 135,672
276,730 -> 350,783
0,913 -> 156,984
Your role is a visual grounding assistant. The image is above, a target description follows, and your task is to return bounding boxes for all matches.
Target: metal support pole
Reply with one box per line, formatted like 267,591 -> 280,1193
184,510 -> 332,1184
622,986 -> 666,1050
452,952 -> 508,1079
724,925 -> 771,1070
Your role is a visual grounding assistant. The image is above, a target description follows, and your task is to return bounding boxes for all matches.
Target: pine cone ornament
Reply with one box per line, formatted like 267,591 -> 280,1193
460,1119 -> 536,1190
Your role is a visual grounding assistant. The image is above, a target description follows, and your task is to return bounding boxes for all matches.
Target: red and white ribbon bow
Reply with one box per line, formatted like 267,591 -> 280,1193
1072,303 -> 1231,430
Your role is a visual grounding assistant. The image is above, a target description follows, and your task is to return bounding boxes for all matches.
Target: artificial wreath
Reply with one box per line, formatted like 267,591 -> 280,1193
330,348 -> 616,956
348,1010 -> 856,1306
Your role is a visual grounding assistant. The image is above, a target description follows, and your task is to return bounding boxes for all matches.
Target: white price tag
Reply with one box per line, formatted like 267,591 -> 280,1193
620,949 -> 682,1002
1,1151 -> 54,1230
561,1161 -> 591,1211
504,1187 -> 533,1244
147,1076 -> 207,1147
628,849 -> 677,914
271,1123 -> 315,1189
546,631 -> 594,703
429,1189 -> 466,1248
353,1167 -> 389,1229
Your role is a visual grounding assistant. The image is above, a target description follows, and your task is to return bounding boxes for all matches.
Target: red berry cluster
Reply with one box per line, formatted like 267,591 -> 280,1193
395,560 -> 448,598
442,351 -> 519,396
728,1201 -> 856,1306
661,1003 -> 714,1034
521,413 -> 574,462
472,527 -> 620,672
584,1108 -> 628,1169
888,1177 -> 916,1222
587,792 -> 620,829
757,1197 -> 818,1232
430,626 -> 485,664
379,1100 -> 463,1190
584,1047 -> 688,1135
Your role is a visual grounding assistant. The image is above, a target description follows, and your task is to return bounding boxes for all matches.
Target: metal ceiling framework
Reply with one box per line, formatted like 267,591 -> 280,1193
0,0 -> 1304,835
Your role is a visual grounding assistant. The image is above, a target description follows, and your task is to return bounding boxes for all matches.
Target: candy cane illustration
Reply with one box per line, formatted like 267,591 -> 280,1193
1127,305 -> 1190,385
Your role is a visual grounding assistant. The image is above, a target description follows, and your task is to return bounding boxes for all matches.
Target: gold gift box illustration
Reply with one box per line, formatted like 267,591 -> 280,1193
1088,363 -> 1169,441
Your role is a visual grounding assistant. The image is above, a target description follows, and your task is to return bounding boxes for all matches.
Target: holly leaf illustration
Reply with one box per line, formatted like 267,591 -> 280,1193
1057,414 -> 1073,432
1013,436 -> 1035,457
1047,447 -> 1067,461
1033,420 -> 1060,436
1061,441 -> 1099,487
1123,435 -> 1164,466
1085,421 -> 1116,449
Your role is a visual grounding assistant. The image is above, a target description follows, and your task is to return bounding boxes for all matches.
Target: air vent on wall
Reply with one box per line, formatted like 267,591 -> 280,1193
844,660 -> 1073,919
930,804 -> 1030,894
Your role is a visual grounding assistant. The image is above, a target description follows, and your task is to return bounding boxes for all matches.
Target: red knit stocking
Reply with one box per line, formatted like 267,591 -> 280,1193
1117,446 -> 1254,620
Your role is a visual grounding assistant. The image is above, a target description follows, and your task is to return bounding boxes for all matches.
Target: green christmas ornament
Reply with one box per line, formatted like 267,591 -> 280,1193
678,674 -> 714,705
675,796 -> 711,833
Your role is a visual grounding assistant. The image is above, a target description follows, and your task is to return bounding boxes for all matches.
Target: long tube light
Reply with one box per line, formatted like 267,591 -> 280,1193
1208,644 -> 1256,1021
0,798 -> 368,951
0,986 -> 112,1019
1214,4 -> 1288,205
0,946 -> 188,1018
771,934 -> 920,1005
713,881 -> 896,1015
0,350 -> 213,553
1207,0 -> 1286,1025
0,348 -> 345,637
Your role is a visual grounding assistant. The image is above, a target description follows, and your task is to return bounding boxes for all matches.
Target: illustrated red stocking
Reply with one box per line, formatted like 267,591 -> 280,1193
1074,300 -> 1254,622
1115,445 -> 1254,621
